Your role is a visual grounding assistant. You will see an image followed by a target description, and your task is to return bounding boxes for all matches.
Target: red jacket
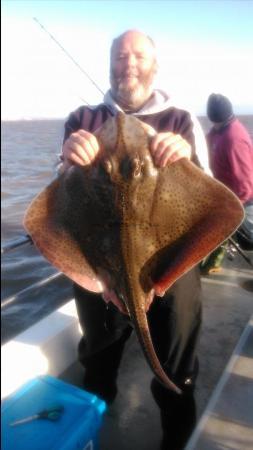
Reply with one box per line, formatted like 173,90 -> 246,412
207,118 -> 253,204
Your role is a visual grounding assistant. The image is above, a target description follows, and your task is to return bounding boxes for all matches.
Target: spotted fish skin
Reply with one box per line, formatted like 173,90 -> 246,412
24,112 -> 244,394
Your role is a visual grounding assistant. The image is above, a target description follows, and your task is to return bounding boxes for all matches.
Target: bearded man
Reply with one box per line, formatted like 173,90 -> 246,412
59,30 -> 209,450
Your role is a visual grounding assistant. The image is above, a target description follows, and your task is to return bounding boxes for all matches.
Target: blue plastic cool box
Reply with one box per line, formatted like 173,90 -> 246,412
1,375 -> 106,450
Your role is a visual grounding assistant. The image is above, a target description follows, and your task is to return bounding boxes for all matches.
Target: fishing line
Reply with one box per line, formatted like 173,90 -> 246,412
33,17 -> 105,103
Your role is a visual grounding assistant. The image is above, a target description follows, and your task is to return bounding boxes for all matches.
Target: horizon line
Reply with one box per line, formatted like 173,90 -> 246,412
2,112 -> 253,122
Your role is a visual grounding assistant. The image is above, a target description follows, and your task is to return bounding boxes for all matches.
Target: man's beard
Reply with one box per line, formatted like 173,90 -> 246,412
110,70 -> 155,110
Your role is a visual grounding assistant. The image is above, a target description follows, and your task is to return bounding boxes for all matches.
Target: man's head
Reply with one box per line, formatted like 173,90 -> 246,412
207,93 -> 234,128
110,30 -> 157,111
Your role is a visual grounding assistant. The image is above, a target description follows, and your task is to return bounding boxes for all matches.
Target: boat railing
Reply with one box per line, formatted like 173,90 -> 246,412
1,235 -> 63,309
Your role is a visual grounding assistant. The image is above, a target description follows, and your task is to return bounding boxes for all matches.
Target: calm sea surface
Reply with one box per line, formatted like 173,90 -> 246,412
1,115 -> 253,342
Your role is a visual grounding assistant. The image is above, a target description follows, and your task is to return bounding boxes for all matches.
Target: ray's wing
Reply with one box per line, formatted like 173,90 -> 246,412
141,158 -> 244,296
23,174 -> 103,293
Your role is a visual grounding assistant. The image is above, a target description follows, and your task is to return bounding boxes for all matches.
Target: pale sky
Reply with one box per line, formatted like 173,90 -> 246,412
2,0 -> 253,119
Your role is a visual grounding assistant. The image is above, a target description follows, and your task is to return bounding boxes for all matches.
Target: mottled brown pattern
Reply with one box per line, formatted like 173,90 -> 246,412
24,112 -> 244,393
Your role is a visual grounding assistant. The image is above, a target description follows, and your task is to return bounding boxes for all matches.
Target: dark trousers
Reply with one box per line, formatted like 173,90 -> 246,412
74,267 -> 201,448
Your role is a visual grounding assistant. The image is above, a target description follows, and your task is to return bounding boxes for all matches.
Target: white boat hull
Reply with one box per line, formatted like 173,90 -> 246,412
1,300 -> 82,399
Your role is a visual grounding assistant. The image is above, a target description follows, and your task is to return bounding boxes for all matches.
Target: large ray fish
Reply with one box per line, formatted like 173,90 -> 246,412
24,112 -> 244,394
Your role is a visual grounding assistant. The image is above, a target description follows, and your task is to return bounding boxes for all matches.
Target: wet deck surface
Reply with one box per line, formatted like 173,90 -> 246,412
186,317 -> 253,450
61,250 -> 253,450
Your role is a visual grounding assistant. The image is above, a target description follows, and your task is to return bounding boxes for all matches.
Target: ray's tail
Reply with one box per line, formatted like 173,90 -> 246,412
128,302 -> 182,395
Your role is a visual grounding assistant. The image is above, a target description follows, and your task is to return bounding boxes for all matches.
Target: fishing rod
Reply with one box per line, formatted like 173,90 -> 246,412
228,237 -> 253,267
1,272 -> 64,310
1,235 -> 33,254
33,17 -> 105,99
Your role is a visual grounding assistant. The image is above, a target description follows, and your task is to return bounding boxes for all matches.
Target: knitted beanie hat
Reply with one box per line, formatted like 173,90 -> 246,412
207,93 -> 234,123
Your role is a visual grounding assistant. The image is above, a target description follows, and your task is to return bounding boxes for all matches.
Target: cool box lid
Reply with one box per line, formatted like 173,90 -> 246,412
1,375 -> 106,450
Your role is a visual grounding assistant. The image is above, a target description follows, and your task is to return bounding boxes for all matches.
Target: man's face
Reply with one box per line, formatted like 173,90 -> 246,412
110,31 -> 157,111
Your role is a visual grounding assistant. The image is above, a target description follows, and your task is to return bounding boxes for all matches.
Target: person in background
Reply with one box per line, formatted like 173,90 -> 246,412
59,29 -> 209,450
201,93 -> 253,274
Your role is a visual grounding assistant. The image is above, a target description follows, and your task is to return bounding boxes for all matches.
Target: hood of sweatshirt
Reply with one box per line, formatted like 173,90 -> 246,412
104,89 -> 173,116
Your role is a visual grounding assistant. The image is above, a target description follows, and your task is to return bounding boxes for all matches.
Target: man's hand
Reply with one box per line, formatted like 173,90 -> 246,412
150,132 -> 191,168
62,129 -> 100,167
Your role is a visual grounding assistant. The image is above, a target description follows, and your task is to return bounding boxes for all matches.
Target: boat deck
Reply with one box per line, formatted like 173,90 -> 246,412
59,251 -> 253,450
185,316 -> 253,450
